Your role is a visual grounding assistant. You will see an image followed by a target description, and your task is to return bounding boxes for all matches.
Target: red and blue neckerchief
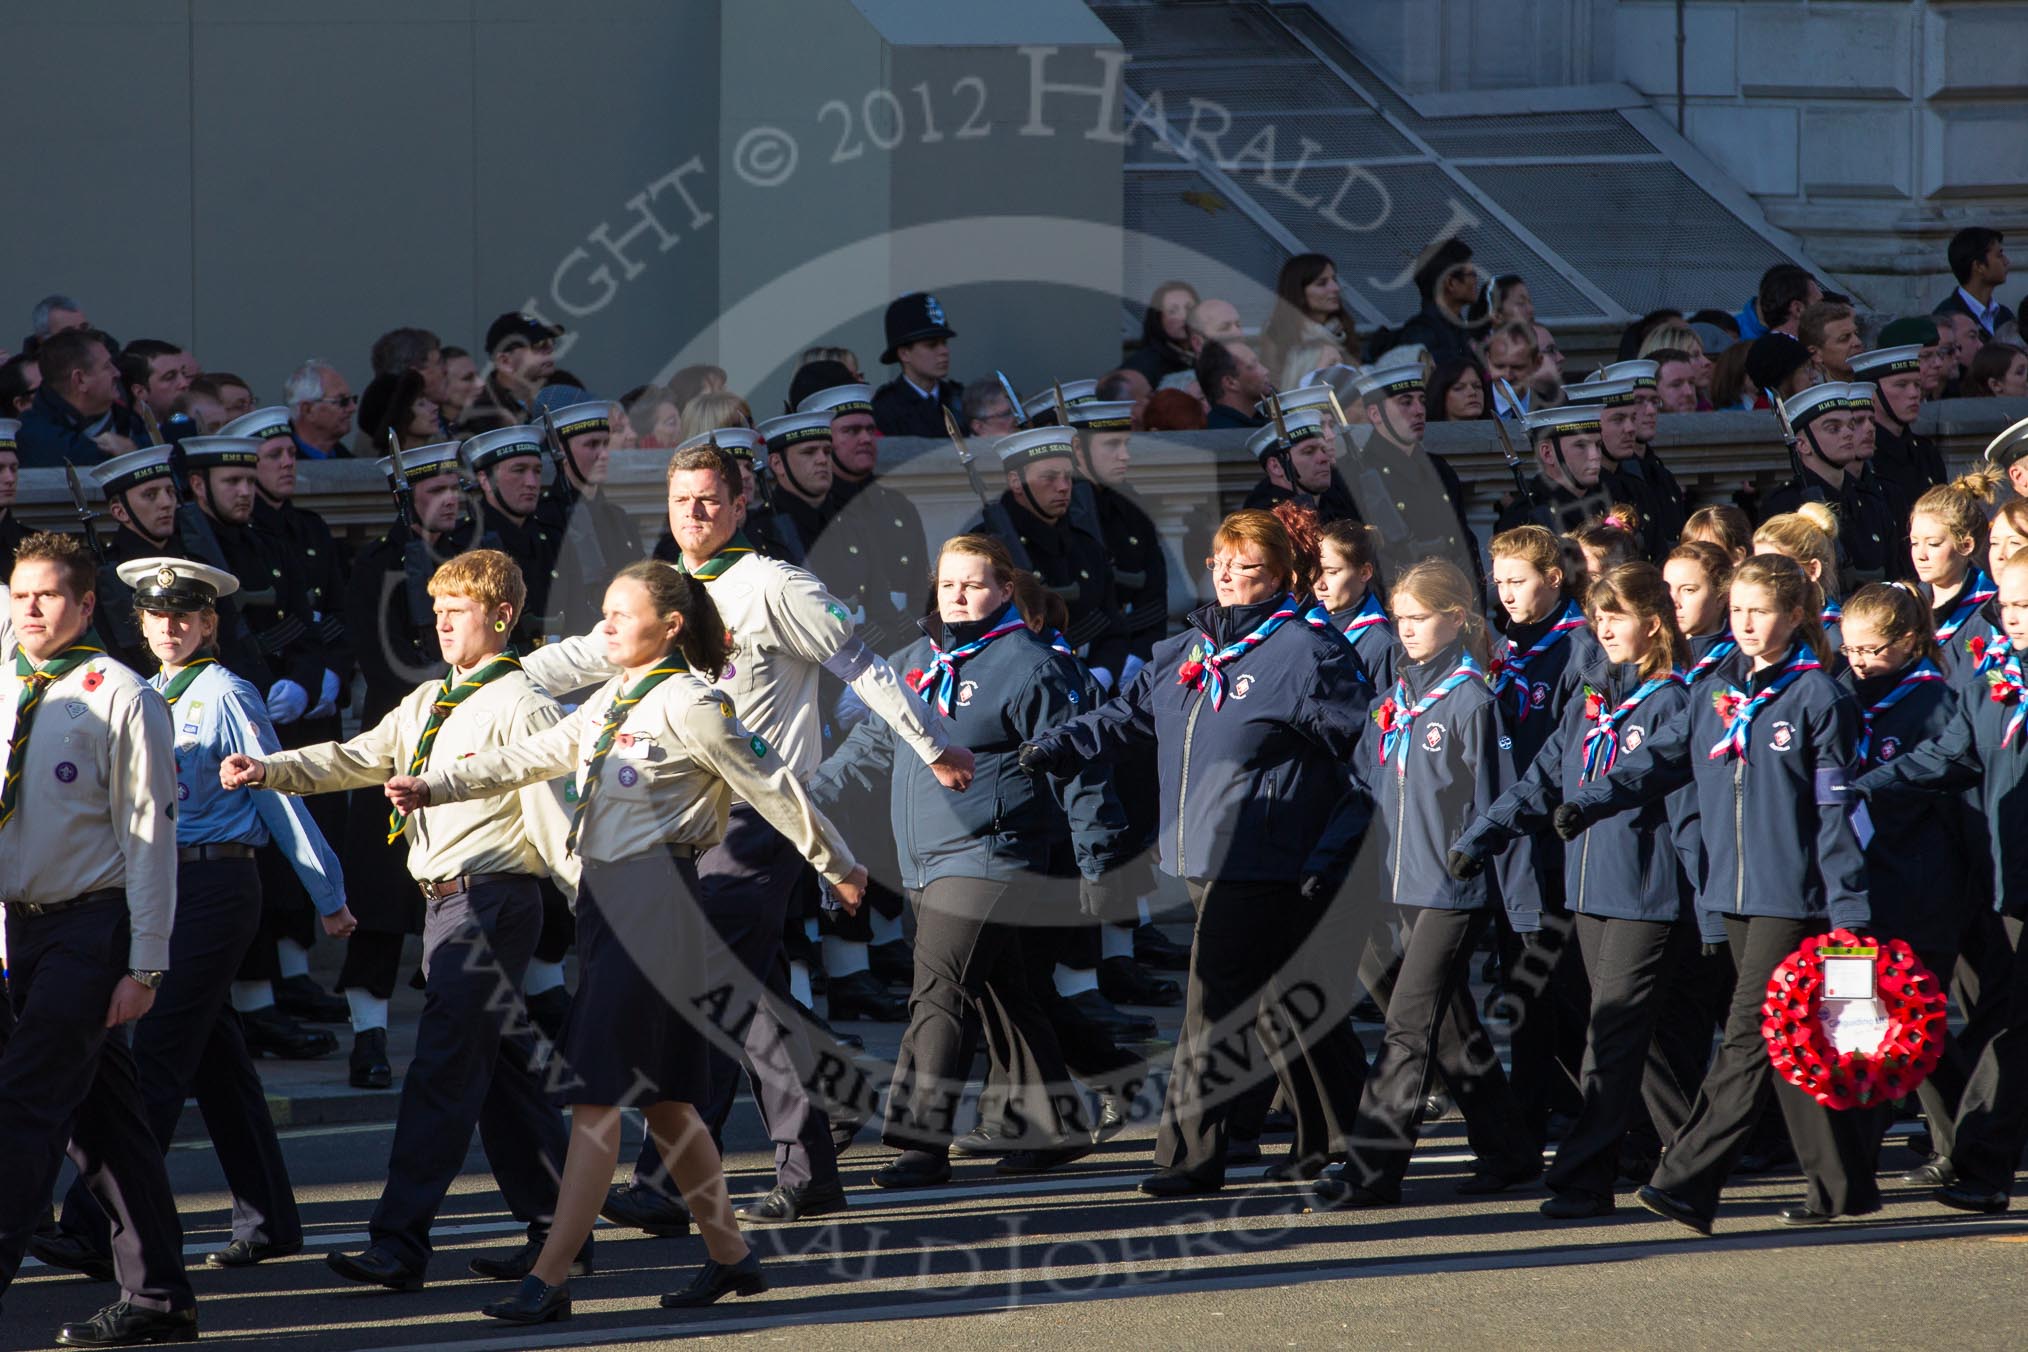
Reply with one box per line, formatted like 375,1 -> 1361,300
1339,590 -> 1389,639
1986,650 -> 2027,749
1706,646 -> 1824,761
1489,599 -> 1586,721
1685,634 -> 1738,686
1935,571 -> 1998,644
1821,596 -> 1843,627
1580,672 -> 1685,780
1045,629 -> 1074,657
1177,594 -> 1317,711
1856,660 -> 1946,763
905,608 -> 1027,716
1374,653 -> 1484,770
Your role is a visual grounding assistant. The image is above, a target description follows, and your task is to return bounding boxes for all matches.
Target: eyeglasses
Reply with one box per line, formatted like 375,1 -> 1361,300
1838,643 -> 1893,660
315,393 -> 358,409
1204,557 -> 1269,578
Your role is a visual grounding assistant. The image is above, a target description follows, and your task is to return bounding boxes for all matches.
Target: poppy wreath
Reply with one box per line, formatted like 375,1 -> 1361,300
1760,929 -> 1948,1110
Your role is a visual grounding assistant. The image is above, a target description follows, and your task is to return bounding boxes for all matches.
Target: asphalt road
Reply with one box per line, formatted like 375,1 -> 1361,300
8,1106 -> 2025,1351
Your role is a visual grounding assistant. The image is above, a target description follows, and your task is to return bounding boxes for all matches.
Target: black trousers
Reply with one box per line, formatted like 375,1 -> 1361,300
0,896 -> 192,1311
1502,909 -> 1589,1132
1545,913 -> 1696,1200
1341,906 -> 1535,1196
1652,914 -> 1879,1219
695,804 -> 839,1191
1154,878 -> 1367,1182
59,860 -> 301,1252
1950,913 -> 2028,1194
369,876 -> 572,1268
885,877 -> 1085,1150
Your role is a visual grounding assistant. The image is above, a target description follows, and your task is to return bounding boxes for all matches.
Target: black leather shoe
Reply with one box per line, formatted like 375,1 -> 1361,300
482,1274 -> 571,1324
1133,923 -> 1190,970
1098,956 -> 1182,1007
208,1237 -> 302,1268
349,1028 -> 393,1090
1094,1092 -> 1130,1142
1456,1163 -> 1542,1195
31,1231 -> 114,1282
1260,1155 -> 1330,1183
1139,1170 -> 1221,1198
996,1141 -> 1093,1175
1540,1191 -> 1615,1219
1422,1087 -> 1455,1121
1635,1184 -> 1713,1236
524,985 -> 572,1042
1065,988 -> 1157,1041
826,970 -> 908,1022
275,973 -> 349,1023
1225,1135 -> 1263,1165
55,1300 -> 197,1347
326,1245 -> 426,1291
469,1238 -> 593,1280
869,939 -> 914,986
243,1005 -> 338,1060
1903,1157 -> 1956,1187
872,1150 -> 951,1189
600,1182 -> 692,1237
1779,1205 -> 1835,1226
1310,1175 -> 1396,1209
953,1121 -> 1011,1157
1936,1182 -> 2009,1214
660,1249 -> 766,1308
737,1179 -> 847,1223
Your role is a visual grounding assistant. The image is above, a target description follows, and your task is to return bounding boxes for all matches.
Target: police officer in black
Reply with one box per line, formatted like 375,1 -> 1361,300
460,424 -> 561,647
1760,382 -> 1897,588
870,291 -> 962,438
533,398 -> 643,635
798,381 -> 928,657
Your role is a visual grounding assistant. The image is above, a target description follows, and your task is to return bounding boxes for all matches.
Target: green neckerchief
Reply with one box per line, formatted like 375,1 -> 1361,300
565,656 -> 690,852
159,653 -> 218,708
1,643 -> 106,831
387,649 -> 523,843
680,531 -> 755,581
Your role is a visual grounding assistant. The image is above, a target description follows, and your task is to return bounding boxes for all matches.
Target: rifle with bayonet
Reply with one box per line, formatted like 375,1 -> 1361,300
943,405 -> 1033,571
538,407 -> 609,590
1493,378 -> 1554,530
63,461 -> 104,563
1765,385 -> 1824,505
384,431 -> 440,650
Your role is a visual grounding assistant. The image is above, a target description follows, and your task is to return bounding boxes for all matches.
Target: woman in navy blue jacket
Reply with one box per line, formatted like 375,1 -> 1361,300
1854,552 -> 2028,1215
1906,471 -> 2004,687
810,535 -> 1129,1188
1310,559 -> 1541,1210
1021,509 -> 1373,1197
1451,562 -> 1699,1218
1556,554 -> 1875,1231
1314,518 -> 1395,688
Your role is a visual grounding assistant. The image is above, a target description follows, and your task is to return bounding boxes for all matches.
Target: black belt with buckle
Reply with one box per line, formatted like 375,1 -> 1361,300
3,887 -> 125,917
178,843 -> 256,863
418,871 -> 524,903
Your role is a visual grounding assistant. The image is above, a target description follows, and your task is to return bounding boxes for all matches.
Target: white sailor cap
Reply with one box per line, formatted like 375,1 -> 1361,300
1021,380 -> 1098,426
1065,400 -> 1133,432
994,425 -> 1076,469
1353,350 -> 1426,401
461,424 -> 546,472
0,418 -> 17,454
1258,385 -> 1335,420
1595,359 -> 1659,390
757,412 -> 833,455
1246,409 -> 1330,464
542,401 -> 611,442
90,444 -> 178,495
177,435 -> 262,470
1525,404 -> 1603,440
796,383 -> 875,421
1985,414 -> 2028,471
1780,382 -> 1858,428
115,556 -> 240,613
377,441 -> 463,485
1828,381 -> 1881,413
677,426 -> 767,471
218,406 -> 294,444
1848,345 -> 1924,381
1564,375 -> 1642,408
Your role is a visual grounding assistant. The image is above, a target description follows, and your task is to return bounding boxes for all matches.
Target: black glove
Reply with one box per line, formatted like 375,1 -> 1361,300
1017,740 -> 1061,774
1445,849 -> 1483,881
1552,803 -> 1589,841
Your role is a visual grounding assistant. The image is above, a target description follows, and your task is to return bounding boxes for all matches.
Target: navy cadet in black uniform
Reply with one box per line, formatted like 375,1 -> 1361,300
1594,359 -> 1688,552
1241,409 -> 1354,524
754,411 -> 837,566
1854,326 -> 1950,545
1496,404 -> 1613,536
1350,351 -> 1479,586
797,380 -> 927,658
90,445 -> 189,675
0,532 -> 195,1348
870,291 -> 963,438
534,398 -> 644,636
1565,374 -> 1669,559
1065,398 -> 1171,693
0,420 -> 24,567
1760,382 -> 1898,589
461,424 -> 561,647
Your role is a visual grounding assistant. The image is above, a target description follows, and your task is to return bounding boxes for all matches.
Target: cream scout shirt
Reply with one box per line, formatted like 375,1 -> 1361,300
521,553 -> 947,777
0,650 -> 178,969
422,669 -> 857,879
260,666 -> 579,894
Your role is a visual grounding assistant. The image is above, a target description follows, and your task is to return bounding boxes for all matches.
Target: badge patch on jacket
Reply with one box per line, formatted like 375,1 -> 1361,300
1232,674 -> 1256,700
1625,725 -> 1644,751
1877,736 -> 1899,761
957,679 -> 977,707
1529,681 -> 1549,709
1422,722 -> 1445,752
1769,720 -> 1795,751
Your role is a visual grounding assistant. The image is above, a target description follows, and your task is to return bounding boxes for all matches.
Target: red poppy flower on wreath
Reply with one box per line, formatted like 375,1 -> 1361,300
1760,929 -> 1948,1110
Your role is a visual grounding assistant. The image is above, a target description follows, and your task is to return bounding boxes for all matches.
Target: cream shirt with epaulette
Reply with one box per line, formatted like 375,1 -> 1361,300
421,668 -> 857,879
260,667 -> 578,894
0,650 -> 178,970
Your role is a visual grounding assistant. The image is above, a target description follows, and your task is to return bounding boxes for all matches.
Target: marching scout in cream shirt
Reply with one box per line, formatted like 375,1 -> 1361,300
421,663 -> 858,882
258,661 -> 579,894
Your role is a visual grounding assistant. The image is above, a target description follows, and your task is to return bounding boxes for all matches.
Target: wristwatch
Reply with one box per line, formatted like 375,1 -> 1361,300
127,969 -> 166,990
